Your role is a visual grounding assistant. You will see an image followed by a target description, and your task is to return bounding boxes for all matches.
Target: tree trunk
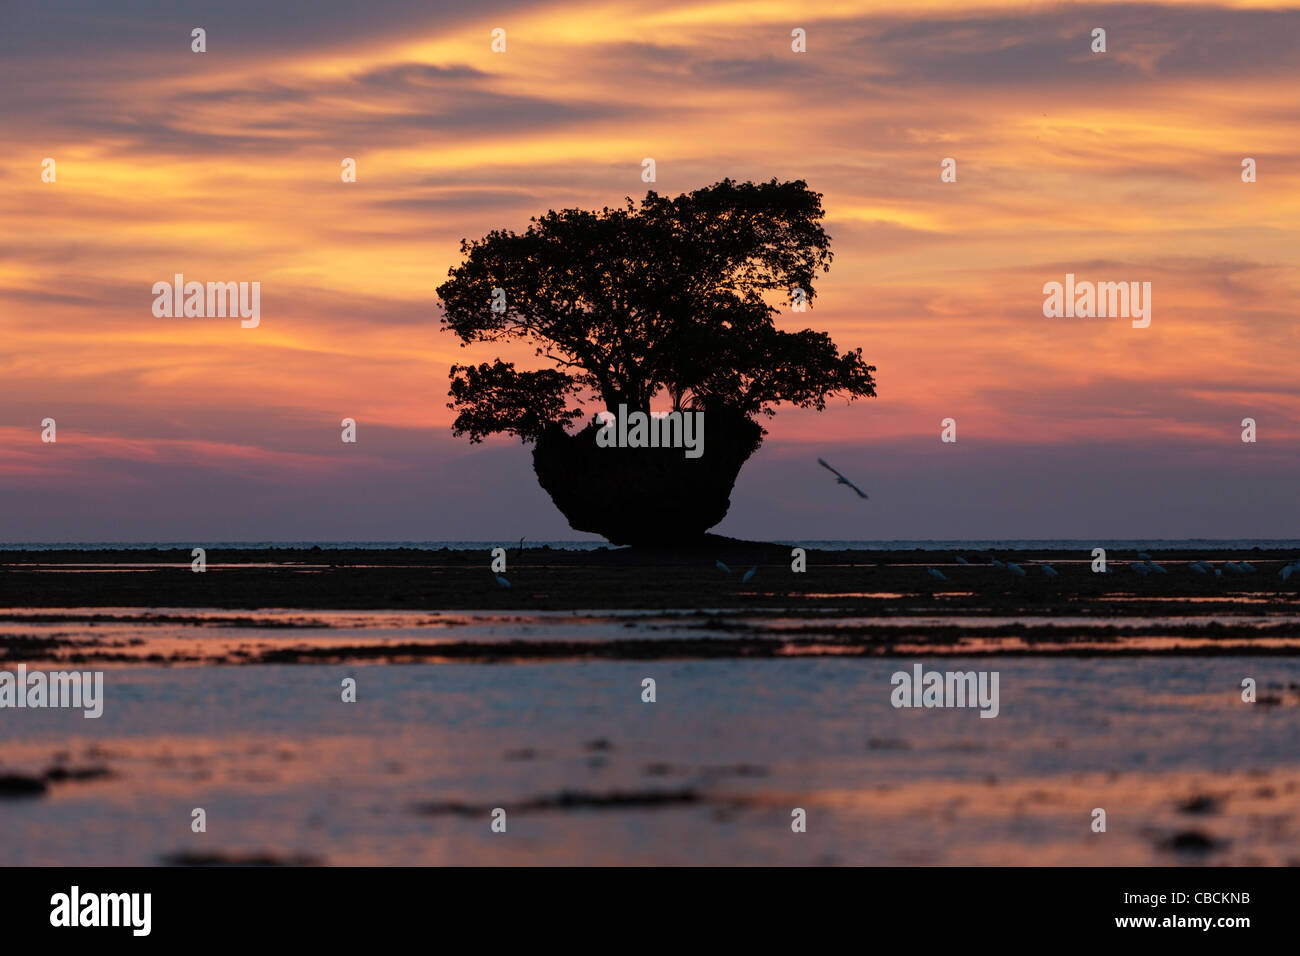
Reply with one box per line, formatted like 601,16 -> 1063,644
531,407 -> 764,545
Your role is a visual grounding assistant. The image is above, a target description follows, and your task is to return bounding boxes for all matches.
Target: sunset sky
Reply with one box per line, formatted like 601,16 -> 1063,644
2,0 -> 1297,542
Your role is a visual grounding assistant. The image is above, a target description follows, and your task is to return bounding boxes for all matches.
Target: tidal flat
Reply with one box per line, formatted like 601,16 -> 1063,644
1,544 -> 1297,865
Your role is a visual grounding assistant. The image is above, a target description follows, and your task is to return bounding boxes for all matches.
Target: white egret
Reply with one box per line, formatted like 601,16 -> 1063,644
817,459 -> 868,499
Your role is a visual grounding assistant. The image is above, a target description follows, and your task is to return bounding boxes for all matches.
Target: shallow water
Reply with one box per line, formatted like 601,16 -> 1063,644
1,610 -> 1298,865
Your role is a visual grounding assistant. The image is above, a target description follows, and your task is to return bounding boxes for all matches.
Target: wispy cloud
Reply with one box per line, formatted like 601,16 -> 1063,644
2,0 -> 1297,537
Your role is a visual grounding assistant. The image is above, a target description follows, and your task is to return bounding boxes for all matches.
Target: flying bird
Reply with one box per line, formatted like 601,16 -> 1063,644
494,574 -> 511,588
1040,564 -> 1059,577
716,560 -> 731,573
926,567 -> 947,580
1006,562 -> 1026,576
742,567 -> 756,583
954,555 -> 969,565
817,459 -> 868,499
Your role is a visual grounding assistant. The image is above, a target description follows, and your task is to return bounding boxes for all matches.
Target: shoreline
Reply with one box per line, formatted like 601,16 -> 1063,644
1,544 -> 1297,613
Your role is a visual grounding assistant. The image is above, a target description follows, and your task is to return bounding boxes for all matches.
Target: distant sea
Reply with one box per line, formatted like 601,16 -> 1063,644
5,539 -> 1300,552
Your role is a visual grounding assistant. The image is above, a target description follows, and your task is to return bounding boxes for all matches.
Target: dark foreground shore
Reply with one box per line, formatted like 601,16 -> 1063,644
2,539 -> 1297,615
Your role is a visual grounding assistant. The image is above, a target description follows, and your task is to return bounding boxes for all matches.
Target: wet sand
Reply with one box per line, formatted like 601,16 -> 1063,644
2,657 -> 1298,865
3,544 -> 1298,865
7,608 -> 1300,666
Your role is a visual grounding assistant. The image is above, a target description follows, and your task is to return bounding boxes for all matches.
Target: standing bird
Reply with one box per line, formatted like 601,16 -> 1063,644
817,459 -> 868,499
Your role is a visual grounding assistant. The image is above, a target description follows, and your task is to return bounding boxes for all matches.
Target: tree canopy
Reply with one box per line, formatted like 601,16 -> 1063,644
438,178 -> 876,443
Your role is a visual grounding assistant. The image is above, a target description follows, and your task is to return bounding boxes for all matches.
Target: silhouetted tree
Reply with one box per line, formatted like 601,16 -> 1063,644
437,178 -> 877,543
